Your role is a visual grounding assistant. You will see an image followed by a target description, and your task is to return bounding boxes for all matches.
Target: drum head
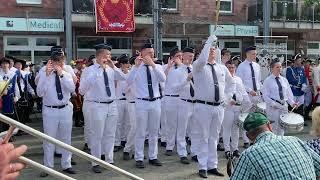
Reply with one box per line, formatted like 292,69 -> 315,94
280,113 -> 304,124
257,102 -> 266,110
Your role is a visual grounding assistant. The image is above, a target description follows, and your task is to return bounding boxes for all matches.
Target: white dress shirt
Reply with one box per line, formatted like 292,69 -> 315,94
79,63 -> 126,102
164,64 -> 185,95
262,74 -> 295,108
236,60 -> 262,92
127,63 -> 166,99
36,70 -> 75,106
116,75 -> 128,99
193,36 -> 235,102
176,64 -> 194,100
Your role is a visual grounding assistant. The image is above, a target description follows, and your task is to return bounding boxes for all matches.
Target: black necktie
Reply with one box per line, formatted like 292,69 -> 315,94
275,77 -> 284,100
159,84 -> 163,98
55,72 -> 63,100
174,64 -> 178,69
103,68 -> 111,97
208,63 -> 219,102
145,65 -> 154,98
187,67 -> 194,97
250,63 -> 257,91
232,94 -> 237,101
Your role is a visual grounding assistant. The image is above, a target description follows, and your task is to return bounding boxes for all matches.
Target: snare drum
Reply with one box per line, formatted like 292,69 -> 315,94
237,113 -> 249,129
280,113 -> 304,132
257,102 -> 266,114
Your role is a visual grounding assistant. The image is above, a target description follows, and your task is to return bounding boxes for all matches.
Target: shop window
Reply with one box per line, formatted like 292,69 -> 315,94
217,0 -> 233,13
5,51 -> 31,61
78,37 -> 104,49
308,42 -> 319,49
106,38 -> 132,49
34,51 -> 51,65
36,38 -> 57,46
7,37 -> 28,46
224,42 -> 240,48
16,0 -> 41,5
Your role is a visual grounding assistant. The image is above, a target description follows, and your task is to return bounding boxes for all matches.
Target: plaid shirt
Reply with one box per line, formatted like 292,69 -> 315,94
231,132 -> 320,180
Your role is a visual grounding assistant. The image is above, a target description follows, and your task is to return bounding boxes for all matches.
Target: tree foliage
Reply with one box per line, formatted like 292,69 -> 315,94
305,0 -> 320,6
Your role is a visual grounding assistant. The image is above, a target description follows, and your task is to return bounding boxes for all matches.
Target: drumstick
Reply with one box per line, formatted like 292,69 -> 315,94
290,104 -> 299,113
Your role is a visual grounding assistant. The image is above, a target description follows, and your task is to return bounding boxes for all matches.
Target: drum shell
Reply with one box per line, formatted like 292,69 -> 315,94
280,113 -> 304,132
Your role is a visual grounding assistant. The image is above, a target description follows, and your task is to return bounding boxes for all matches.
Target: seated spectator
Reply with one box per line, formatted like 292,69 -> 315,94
307,107 -> 320,154
231,112 -> 320,180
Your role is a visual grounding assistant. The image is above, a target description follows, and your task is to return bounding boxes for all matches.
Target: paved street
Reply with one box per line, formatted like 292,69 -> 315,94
14,113 -> 314,180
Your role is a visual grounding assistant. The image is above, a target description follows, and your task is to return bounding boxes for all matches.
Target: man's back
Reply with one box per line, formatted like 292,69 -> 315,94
231,132 -> 320,180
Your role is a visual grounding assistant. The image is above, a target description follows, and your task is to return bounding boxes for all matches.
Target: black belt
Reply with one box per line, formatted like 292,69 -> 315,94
93,100 -> 114,104
196,100 -> 222,106
165,95 -> 179,97
129,101 -> 135,103
181,99 -> 196,103
137,97 -> 161,102
270,98 -> 285,105
119,98 -> 127,100
45,104 -> 68,109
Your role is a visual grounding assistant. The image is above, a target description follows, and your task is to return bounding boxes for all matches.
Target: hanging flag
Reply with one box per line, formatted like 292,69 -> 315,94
95,0 -> 135,32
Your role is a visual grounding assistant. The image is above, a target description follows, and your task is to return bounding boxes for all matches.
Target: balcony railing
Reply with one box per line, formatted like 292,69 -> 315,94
248,1 -> 320,23
72,0 -> 152,15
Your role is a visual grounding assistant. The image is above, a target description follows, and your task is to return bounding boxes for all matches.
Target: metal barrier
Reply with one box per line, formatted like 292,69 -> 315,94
0,113 -> 144,180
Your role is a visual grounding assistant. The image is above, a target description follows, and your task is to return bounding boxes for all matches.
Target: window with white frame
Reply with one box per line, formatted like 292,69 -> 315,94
162,0 -> 177,10
218,0 -> 233,13
76,36 -> 132,59
4,36 -> 59,65
162,38 -> 188,63
307,41 -> 320,59
218,39 -> 241,56
16,0 -> 42,5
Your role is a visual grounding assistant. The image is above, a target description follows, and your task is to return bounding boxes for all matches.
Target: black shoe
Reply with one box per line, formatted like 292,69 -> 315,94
101,155 -> 105,160
40,172 -> 48,177
144,139 -> 149,145
92,165 -> 102,173
160,142 -> 167,147
198,169 -> 208,178
71,158 -> 76,165
207,168 -> 224,177
217,144 -> 224,151
54,152 -> 62,158
243,143 -> 250,149
114,146 -> 123,152
136,160 -> 145,168
121,141 -> 127,147
191,155 -> 198,162
149,159 -> 162,166
180,157 -> 190,164
165,150 -> 173,156
225,151 -> 231,159
123,152 -> 130,160
233,150 -> 240,158
63,168 -> 76,174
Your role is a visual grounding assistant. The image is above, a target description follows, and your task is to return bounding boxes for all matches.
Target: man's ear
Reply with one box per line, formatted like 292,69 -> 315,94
267,122 -> 273,132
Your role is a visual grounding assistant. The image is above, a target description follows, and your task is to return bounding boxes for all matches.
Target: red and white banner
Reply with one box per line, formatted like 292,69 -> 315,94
95,0 -> 135,32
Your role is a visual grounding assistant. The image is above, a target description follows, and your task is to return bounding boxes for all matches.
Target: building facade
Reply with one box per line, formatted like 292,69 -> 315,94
1,0 -> 320,64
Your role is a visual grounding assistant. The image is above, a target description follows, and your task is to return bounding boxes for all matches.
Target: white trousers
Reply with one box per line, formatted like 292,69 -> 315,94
176,99 -> 194,157
266,106 -> 288,136
222,107 -> 240,152
115,100 -> 129,146
159,98 -> 167,142
165,97 -> 180,151
82,100 -> 92,147
89,101 -> 118,165
42,103 -> 73,169
134,99 -> 161,161
124,102 -> 136,153
194,103 -> 224,170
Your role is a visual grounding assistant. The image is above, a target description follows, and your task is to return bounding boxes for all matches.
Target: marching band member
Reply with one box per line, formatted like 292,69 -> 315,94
221,48 -> 231,65
262,59 -> 297,136
193,35 -> 235,178
37,49 -> 76,177
163,47 -> 184,157
286,53 -> 307,117
236,45 -> 262,148
127,42 -> 166,168
0,57 -> 20,133
123,55 -> 137,160
222,60 -> 250,158
79,44 -> 126,173
175,46 -> 196,164
114,54 -> 130,152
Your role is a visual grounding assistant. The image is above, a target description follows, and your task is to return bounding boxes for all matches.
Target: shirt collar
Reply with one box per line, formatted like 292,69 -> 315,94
271,74 -> 280,79
255,131 -> 274,143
